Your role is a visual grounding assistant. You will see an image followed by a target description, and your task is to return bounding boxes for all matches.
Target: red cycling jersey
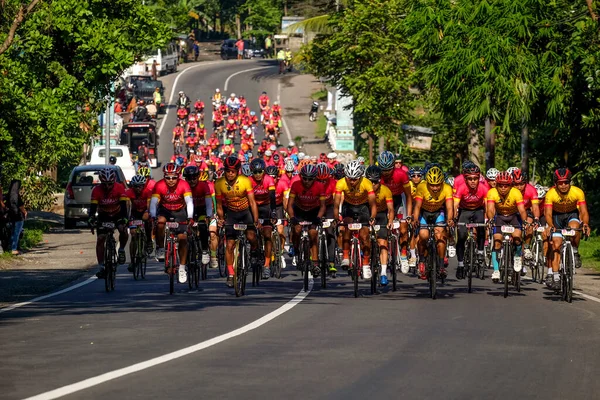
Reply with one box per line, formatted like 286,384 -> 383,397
189,181 -> 212,215
321,177 -> 337,206
250,175 -> 276,206
289,180 -> 326,211
91,183 -> 128,217
453,182 -> 488,210
125,187 -> 152,214
259,95 -> 269,108
275,179 -> 289,206
146,179 -> 156,192
381,167 -> 410,196
521,183 -> 539,210
152,179 -> 192,211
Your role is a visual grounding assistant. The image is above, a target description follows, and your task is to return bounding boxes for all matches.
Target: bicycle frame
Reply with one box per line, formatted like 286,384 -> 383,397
129,219 -> 146,280
297,221 -> 313,292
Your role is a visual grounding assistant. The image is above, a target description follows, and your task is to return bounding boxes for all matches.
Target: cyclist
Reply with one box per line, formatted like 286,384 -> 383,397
212,88 -> 222,107
486,171 -> 529,283
544,168 -> 590,289
138,166 -> 155,191
406,167 -> 423,269
249,158 -> 277,279
412,166 -> 454,280
226,93 -> 240,112
512,169 -> 540,270
287,164 -> 327,276
183,166 -> 214,266
453,163 -> 488,279
317,163 -> 338,275
486,168 -> 499,189
266,165 -> 289,269
259,91 -> 270,111
378,151 -> 413,270
88,168 -> 129,278
365,166 -> 394,285
125,174 -> 153,271
150,163 -> 194,283
215,156 -> 261,288
333,160 -> 377,279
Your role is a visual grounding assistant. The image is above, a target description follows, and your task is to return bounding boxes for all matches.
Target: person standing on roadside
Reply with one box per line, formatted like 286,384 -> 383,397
151,60 -> 158,80
193,41 -> 200,61
277,48 -> 286,74
236,38 -> 244,60
265,35 -> 272,58
7,180 -> 26,256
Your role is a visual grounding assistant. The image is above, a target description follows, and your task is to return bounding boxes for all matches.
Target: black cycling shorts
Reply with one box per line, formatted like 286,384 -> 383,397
224,208 -> 255,240
158,207 -> 188,234
341,203 -> 370,224
293,206 -> 321,225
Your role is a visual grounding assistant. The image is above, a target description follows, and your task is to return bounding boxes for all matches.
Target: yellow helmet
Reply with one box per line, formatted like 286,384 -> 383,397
199,171 -> 209,181
426,166 -> 444,185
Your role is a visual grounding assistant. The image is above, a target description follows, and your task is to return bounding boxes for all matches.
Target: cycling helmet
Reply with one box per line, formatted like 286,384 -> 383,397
284,160 -> 295,172
357,156 -> 365,165
265,166 -> 279,177
297,152 -> 305,159
224,156 -> 241,171
316,163 -> 330,180
462,160 -> 476,170
535,184 -> 548,199
241,163 -> 252,177
426,166 -> 444,185
130,174 -> 147,187
377,151 -> 395,170
506,167 -> 520,175
395,153 -> 403,162
486,168 -> 500,180
511,168 -> 527,184
109,156 -> 117,165
446,175 -> 455,187
138,166 -> 151,178
409,166 -> 423,177
175,156 -> 185,167
553,167 -> 572,183
99,168 -> 116,183
273,154 -> 280,162
250,158 -> 266,173
163,162 -> 180,176
199,171 -> 209,181
463,163 -> 480,176
365,165 -> 382,182
250,111 -> 256,116
495,171 -> 513,185
288,141 -> 295,148
333,164 -> 345,180
344,160 -> 365,179
183,165 -> 200,179
300,164 -> 318,179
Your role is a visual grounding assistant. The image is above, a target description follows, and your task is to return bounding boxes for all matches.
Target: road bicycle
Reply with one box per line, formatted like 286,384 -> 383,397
369,225 -> 382,295
418,224 -> 446,299
341,221 -> 367,298
93,221 -> 118,292
188,220 -> 209,290
251,226 -> 264,287
164,219 -> 189,295
387,219 -> 401,291
296,220 -> 314,292
529,226 -> 546,283
217,225 -> 227,277
129,219 -> 147,281
316,219 -> 335,289
552,228 -> 585,303
495,224 -> 522,298
457,222 -> 488,293
228,223 -> 253,297
270,218 -> 284,279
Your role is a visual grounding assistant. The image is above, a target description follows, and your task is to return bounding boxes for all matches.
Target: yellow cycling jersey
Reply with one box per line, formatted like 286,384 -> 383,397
414,182 -> 454,212
544,186 -> 586,214
335,177 -> 375,206
374,184 -> 394,213
409,181 -> 418,198
486,187 -> 524,216
214,175 -> 254,212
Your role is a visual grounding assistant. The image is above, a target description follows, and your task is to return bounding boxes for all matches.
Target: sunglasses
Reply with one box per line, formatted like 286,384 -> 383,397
557,180 -> 571,185
370,180 -> 380,184
165,176 -> 178,181
302,177 -> 315,182
411,174 -> 422,178
347,177 -> 359,182
253,170 -> 264,174
466,176 -> 479,181
497,184 -> 511,188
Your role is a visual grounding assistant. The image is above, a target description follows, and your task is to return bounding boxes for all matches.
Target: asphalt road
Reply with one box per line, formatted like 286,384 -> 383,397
2,61 -> 600,400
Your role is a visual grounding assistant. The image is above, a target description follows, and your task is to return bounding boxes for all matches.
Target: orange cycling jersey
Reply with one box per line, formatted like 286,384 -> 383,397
415,182 -> 453,212
215,175 -> 254,212
544,186 -> 586,214
486,187 -> 524,216
374,184 -> 394,212
335,177 -> 374,206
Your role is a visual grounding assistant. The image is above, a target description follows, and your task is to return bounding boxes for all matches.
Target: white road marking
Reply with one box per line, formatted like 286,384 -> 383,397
0,276 -> 96,314
278,82 -> 294,143
223,66 -> 271,92
574,290 -> 600,304
24,278 -> 313,400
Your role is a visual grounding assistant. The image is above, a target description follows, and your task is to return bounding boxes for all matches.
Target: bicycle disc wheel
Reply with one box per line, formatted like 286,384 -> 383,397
466,239 -> 474,293
352,241 -> 360,298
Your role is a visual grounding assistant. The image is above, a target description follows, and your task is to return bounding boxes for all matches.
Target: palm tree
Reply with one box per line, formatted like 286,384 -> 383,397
282,0 -> 346,34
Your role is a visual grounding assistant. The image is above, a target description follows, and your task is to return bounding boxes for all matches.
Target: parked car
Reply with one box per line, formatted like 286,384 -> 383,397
64,165 -> 127,229
221,39 -> 265,60
120,121 -> 158,168
87,145 -> 136,183
117,75 -> 165,113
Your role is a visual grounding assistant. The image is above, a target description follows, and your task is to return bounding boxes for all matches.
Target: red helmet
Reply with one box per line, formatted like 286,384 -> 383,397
163,162 -> 180,176
224,156 -> 241,171
496,171 -> 513,185
316,163 -> 330,180
511,168 -> 527,184
553,167 -> 572,183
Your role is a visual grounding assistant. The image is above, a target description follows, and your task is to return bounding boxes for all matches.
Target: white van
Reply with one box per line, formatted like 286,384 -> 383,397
144,41 -> 179,75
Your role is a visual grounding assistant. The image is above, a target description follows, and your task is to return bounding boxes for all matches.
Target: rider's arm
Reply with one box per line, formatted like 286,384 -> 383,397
517,203 -> 528,223
445,198 -> 454,222
216,198 -> 224,220
317,199 -> 326,219
149,196 -> 159,218
333,192 -> 341,220
386,200 -> 394,225
89,203 -> 98,219
403,183 -> 413,218
185,194 -> 194,219
486,200 -> 496,221
205,195 -> 214,218
269,188 -> 276,211
532,202 -> 540,219
368,193 -> 377,220
412,199 -> 422,223
579,202 -> 590,226
247,191 -> 259,224
287,195 -> 295,218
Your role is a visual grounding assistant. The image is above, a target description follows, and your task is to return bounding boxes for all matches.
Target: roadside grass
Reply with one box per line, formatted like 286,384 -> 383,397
311,89 -> 327,102
580,235 -> 600,272
315,114 -> 328,139
0,220 -> 49,259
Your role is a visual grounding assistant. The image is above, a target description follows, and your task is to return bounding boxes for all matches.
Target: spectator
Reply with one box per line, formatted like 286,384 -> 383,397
153,87 -> 162,109
193,41 -> 200,61
151,60 -> 158,80
265,35 -> 272,58
236,38 -> 244,60
114,99 -> 123,113
7,179 -> 26,256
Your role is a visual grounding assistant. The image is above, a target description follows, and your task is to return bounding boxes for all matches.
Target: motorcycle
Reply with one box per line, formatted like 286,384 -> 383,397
309,101 -> 319,122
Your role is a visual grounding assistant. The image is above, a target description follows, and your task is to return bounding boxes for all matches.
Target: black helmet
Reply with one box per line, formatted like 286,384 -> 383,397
183,165 -> 200,179
265,165 -> 279,177
109,156 -> 117,165
365,165 -> 382,181
250,158 -> 266,173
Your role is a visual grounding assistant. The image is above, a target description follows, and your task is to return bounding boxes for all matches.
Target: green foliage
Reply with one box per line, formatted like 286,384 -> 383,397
311,89 -> 327,101
243,0 -> 282,37
0,0 -> 170,196
21,175 -> 60,211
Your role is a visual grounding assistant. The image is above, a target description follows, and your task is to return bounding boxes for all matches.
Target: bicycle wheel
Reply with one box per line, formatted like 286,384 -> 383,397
427,242 -> 437,300
503,242 -> 510,298
167,241 -> 175,295
272,232 -> 282,279
139,232 -> 147,280
241,241 -> 249,296
565,245 -> 574,303
104,236 -> 115,292
370,239 -> 378,295
218,238 -> 226,277
319,234 -> 327,289
466,238 -> 474,293
352,240 -> 360,298
110,258 -> 117,291
390,236 -> 398,292
188,236 -> 197,290
302,239 -> 310,292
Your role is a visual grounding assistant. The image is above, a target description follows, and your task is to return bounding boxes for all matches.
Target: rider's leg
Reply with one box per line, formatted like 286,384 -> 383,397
155,216 -> 166,252
263,226 -> 273,268
178,232 -> 188,265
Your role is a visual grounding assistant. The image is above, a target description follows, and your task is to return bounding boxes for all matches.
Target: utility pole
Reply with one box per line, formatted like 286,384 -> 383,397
104,95 -> 111,165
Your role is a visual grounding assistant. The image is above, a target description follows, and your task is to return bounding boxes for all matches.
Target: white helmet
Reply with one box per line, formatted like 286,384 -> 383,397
327,152 -> 337,159
357,156 -> 365,164
288,141 -> 295,147
298,152 -> 305,159
486,168 -> 500,180
273,101 -> 279,105
506,167 -> 520,175
345,160 -> 365,179
215,88 -> 220,93
178,91 -> 184,95
241,163 -> 252,177
270,144 -> 277,151
535,184 -> 548,199
285,160 -> 295,172
230,92 -> 236,97
265,150 -> 272,156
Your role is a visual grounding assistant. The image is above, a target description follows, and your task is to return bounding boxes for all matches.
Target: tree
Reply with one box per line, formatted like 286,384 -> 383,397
243,0 -> 282,38
0,0 -> 169,199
